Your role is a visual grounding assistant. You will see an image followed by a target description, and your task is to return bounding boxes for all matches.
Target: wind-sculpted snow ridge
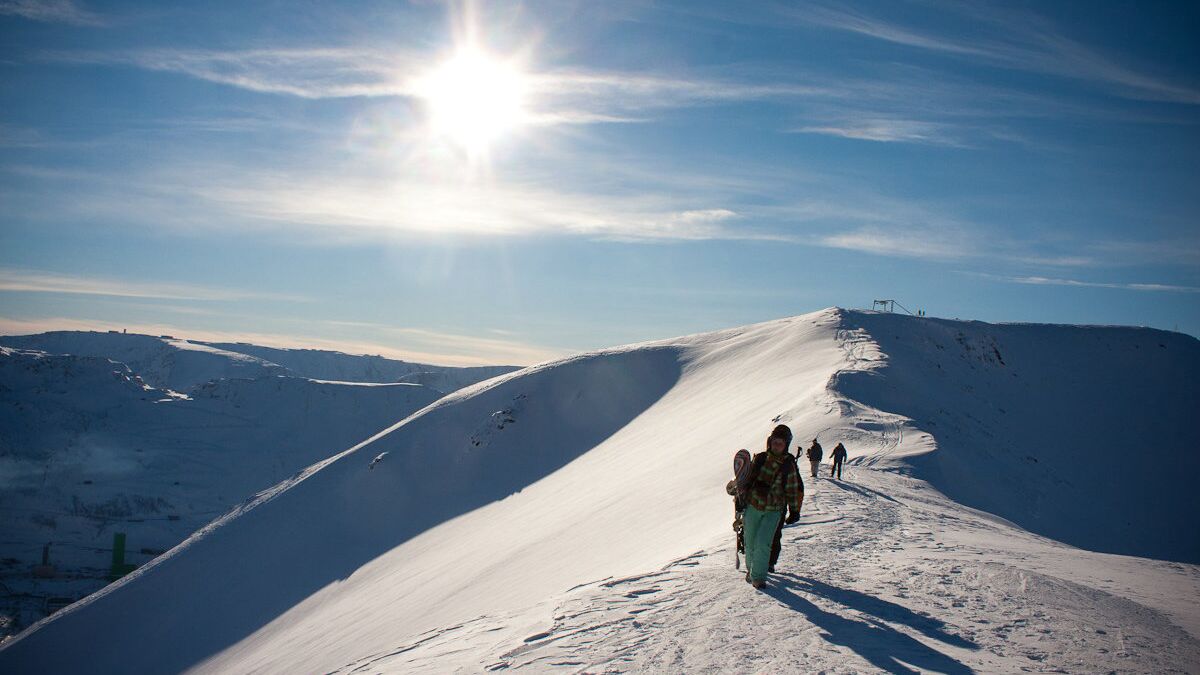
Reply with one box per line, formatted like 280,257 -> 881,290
2,308 -> 1198,674
829,309 -> 1200,564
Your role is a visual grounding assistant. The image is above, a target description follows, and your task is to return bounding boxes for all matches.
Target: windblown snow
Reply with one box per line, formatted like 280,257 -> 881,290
1,308 -> 1197,674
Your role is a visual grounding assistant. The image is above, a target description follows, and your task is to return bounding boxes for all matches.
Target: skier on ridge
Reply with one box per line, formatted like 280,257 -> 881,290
741,424 -> 803,589
830,442 -> 848,480
805,438 -> 823,478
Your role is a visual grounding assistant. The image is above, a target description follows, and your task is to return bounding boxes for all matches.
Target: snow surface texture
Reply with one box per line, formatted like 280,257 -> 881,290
1,308 -> 1197,673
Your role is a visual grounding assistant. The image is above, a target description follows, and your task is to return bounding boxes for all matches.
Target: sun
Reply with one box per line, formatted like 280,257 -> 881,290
415,47 -> 528,155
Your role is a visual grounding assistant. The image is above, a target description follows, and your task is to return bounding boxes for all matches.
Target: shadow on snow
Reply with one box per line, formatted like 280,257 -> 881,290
769,573 -> 978,675
0,348 -> 685,674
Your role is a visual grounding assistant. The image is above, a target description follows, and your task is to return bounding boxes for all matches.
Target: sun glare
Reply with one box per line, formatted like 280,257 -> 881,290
416,47 -> 528,155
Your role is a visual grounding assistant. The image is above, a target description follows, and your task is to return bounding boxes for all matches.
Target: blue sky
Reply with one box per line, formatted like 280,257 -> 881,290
1,0 -> 1197,365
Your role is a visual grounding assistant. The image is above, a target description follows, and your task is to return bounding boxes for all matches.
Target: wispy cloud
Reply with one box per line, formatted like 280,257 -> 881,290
370,325 -> 565,366
789,2 -> 1200,105
40,47 -> 413,98
1089,239 -> 1200,267
531,69 -> 829,113
816,225 -> 976,259
0,0 -> 102,26
0,269 -> 306,303
38,45 -> 833,123
798,4 -> 989,58
792,117 -> 966,146
37,35 -> 1155,148
0,124 -> 46,148
179,168 -> 754,242
973,273 -> 1200,294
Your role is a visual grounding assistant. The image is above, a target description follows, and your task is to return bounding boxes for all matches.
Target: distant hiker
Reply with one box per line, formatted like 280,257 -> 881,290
805,438 -> 823,478
741,424 -> 803,589
830,442 -> 848,479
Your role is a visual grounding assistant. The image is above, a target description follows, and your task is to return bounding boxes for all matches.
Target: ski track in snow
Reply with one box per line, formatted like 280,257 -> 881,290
332,467 -> 1200,674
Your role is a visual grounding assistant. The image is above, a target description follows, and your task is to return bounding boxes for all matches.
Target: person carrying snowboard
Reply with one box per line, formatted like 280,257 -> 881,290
769,427 -> 803,573
830,442 -> 848,479
805,438 -> 823,478
739,424 -> 803,589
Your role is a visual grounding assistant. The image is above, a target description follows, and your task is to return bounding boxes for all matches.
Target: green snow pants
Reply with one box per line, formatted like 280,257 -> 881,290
743,505 -> 783,582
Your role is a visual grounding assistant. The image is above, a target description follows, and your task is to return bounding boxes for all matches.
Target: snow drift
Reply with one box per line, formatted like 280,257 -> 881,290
1,308 -> 1196,673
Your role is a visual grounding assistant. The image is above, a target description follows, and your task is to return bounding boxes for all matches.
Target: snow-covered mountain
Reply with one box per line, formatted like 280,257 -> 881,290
0,342 -> 468,638
1,308 -> 1197,673
195,342 -> 515,394
0,332 -> 285,392
833,312 -> 1200,563
0,331 -> 519,393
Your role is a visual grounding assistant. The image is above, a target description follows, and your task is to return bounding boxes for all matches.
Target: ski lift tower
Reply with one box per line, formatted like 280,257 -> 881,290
872,299 -> 920,316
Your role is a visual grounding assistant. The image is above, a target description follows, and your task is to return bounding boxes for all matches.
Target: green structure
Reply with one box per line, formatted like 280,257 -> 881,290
108,532 -> 137,581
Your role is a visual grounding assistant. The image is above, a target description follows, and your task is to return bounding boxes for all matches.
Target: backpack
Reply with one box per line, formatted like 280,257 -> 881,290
742,452 -> 795,504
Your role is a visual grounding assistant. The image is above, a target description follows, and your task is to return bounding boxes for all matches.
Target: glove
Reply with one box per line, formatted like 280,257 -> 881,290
785,511 -> 799,525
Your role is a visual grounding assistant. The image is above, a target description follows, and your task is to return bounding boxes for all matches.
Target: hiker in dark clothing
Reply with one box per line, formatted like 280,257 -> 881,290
805,439 -> 823,478
740,424 -> 804,589
830,442 -> 848,479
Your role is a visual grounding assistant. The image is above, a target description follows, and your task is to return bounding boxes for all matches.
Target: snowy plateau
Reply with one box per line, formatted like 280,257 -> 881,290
0,307 -> 1197,674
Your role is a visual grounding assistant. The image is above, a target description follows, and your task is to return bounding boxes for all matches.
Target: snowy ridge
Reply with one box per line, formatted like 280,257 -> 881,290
0,331 -> 285,392
0,331 -> 520,392
830,311 -> 1200,563
1,308 -> 1197,673
195,341 -> 517,393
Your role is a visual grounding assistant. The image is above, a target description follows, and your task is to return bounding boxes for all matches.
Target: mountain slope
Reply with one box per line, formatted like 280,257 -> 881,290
197,342 -> 516,393
1,308 -> 1197,673
0,347 -> 444,635
0,331 -> 519,393
0,332 -> 283,392
832,311 -> 1200,563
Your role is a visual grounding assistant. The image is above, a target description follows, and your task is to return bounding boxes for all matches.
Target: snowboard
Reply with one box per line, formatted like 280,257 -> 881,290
731,449 -> 751,569
733,448 -> 752,490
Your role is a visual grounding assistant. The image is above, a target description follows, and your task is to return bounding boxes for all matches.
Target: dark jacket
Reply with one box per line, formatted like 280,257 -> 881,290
831,443 -> 848,462
806,442 -> 823,461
